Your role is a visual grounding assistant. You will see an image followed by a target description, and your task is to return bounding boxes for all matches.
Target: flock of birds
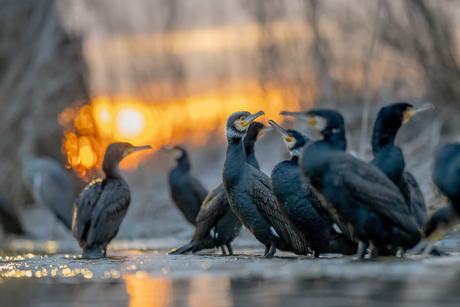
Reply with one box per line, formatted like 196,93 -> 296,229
3,102 -> 459,260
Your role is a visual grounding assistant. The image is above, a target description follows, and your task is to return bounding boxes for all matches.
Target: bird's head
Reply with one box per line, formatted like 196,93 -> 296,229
281,108 -> 345,137
225,111 -> 265,139
162,146 -> 186,161
103,142 -> 152,176
269,120 -> 309,157
377,102 -> 434,130
245,121 -> 272,144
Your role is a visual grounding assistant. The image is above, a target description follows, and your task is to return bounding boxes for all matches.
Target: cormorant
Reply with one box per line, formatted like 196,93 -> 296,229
169,122 -> 269,255
281,108 -> 421,259
371,102 -> 433,227
433,143 -> 460,216
22,156 -> 75,230
72,142 -> 151,258
223,111 -> 309,257
0,196 -> 25,236
269,120 -> 358,257
164,146 -> 208,225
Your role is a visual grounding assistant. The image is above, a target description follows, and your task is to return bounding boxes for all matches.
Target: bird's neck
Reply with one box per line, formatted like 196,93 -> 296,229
371,120 -> 399,152
226,137 -> 246,168
244,139 -> 259,170
322,131 -> 347,151
103,160 -> 123,179
176,154 -> 190,173
291,156 -> 299,163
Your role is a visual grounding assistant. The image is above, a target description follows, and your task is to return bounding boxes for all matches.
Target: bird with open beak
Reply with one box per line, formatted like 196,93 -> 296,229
72,142 -> 151,258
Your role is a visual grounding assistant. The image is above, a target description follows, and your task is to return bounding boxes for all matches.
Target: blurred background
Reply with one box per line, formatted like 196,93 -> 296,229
1,0 -> 459,241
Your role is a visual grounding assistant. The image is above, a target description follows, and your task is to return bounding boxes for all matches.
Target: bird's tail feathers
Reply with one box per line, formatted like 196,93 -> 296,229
168,242 -> 196,255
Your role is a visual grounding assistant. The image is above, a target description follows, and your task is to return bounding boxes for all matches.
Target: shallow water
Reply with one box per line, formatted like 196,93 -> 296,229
1,245 -> 460,307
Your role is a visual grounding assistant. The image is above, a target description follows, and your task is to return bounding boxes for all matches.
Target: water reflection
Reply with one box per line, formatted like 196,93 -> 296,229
189,276 -> 232,307
124,273 -> 172,307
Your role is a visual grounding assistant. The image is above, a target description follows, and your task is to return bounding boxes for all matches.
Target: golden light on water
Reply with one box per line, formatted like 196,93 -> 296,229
59,82 -> 301,180
124,274 -> 172,307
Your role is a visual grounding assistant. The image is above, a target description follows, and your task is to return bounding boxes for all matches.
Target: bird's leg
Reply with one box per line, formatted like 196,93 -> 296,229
314,250 -> 320,258
263,245 -> 270,256
264,244 -> 276,258
370,243 -> 379,259
226,243 -> 233,255
221,245 -> 227,255
357,241 -> 368,260
399,248 -> 406,258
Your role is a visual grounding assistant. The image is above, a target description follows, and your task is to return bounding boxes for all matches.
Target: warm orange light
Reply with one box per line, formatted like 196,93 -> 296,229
59,82 -> 302,180
124,274 -> 172,307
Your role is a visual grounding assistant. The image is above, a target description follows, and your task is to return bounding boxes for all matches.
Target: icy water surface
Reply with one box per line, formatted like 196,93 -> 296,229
1,242 -> 460,307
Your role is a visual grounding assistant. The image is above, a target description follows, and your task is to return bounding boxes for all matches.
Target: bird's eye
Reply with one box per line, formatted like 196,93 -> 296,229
240,116 -> 246,121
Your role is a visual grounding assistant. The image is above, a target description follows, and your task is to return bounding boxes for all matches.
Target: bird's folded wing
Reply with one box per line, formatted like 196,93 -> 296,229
332,157 -> 420,235
247,168 -> 309,254
193,184 -> 229,242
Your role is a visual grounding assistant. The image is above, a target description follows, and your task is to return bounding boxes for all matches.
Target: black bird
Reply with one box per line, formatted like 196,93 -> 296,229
433,143 -> 460,216
282,109 -> 421,259
410,206 -> 457,255
72,142 -> 151,258
223,111 -> 309,257
0,196 -> 25,236
164,146 -> 208,225
269,120 -> 358,257
169,122 -> 270,255
371,102 -> 433,227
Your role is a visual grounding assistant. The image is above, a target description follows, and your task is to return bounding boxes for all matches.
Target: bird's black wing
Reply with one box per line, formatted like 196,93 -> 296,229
189,176 -> 209,204
72,179 -> 104,242
247,167 -> 309,254
331,155 -> 420,234
193,184 -> 229,242
403,171 -> 427,226
302,182 -> 358,242
86,179 -> 130,247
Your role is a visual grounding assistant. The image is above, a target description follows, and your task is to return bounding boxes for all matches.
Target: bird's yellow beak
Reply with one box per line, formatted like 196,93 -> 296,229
268,120 -> 292,142
241,110 -> 265,127
280,110 -> 308,125
403,103 -> 434,124
127,145 -> 152,155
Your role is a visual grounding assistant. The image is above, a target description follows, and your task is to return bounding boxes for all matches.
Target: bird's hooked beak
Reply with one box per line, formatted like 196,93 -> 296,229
268,120 -> 292,142
281,110 -> 326,131
127,145 -> 152,155
241,111 -> 265,127
403,102 -> 434,124
162,146 -> 183,159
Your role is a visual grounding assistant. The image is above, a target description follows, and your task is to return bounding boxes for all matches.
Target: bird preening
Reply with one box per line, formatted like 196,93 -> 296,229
11,101 -> 458,261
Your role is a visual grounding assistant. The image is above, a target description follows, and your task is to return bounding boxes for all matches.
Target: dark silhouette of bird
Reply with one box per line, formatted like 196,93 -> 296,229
22,156 -> 75,230
223,111 -> 309,257
169,122 -> 270,255
72,142 -> 151,258
410,206 -> 456,256
281,108 -> 421,259
371,102 -> 433,227
269,120 -> 357,257
164,146 -> 208,225
433,143 -> 460,216
0,195 -> 25,236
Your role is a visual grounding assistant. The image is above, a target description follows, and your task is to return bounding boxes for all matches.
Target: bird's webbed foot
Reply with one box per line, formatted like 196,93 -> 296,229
264,244 -> 276,258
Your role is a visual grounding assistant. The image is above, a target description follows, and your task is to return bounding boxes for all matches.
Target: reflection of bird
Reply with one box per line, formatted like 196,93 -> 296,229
22,156 -> 75,230
410,206 -> 456,256
269,120 -> 357,257
164,146 -> 208,225
223,111 -> 309,257
169,122 -> 269,255
371,102 -> 433,227
282,109 -> 420,259
0,196 -> 25,236
72,143 -> 151,258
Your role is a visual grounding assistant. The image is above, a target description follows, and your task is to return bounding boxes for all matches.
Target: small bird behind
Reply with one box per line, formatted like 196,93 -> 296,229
72,142 -> 151,258
169,122 -> 270,255
164,146 -> 208,225
22,156 -> 75,230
